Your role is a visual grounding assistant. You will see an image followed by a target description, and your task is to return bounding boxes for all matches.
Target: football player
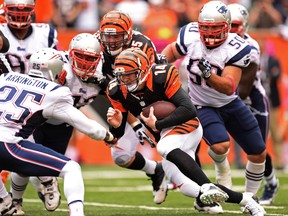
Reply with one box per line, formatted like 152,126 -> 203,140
106,47 -> 265,216
0,48 -> 116,216
95,10 -> 167,204
0,0 -> 58,75
228,3 -> 279,205
10,33 -> 106,215
161,1 -> 267,213
0,0 -> 59,213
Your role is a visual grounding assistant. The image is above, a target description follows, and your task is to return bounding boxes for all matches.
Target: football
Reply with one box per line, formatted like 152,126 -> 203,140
142,101 -> 176,120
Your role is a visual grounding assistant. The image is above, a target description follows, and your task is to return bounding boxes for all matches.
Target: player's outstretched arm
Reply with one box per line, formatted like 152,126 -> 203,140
43,100 -> 111,141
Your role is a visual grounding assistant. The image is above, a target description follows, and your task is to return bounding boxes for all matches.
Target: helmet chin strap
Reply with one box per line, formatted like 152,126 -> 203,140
128,70 -> 149,92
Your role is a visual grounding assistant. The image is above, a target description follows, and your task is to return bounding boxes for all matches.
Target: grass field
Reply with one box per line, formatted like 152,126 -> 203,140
7,165 -> 288,216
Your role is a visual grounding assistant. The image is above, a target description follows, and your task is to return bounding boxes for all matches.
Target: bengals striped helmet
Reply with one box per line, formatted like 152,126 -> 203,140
99,10 -> 133,56
114,48 -> 150,92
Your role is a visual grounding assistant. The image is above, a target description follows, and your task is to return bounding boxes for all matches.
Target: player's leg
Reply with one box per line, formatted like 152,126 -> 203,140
30,123 -> 74,211
226,98 -> 266,195
111,123 -> 166,204
161,126 -> 226,213
0,179 -> 16,215
196,107 -> 232,189
251,95 -> 279,205
158,125 -> 265,215
1,140 -> 85,216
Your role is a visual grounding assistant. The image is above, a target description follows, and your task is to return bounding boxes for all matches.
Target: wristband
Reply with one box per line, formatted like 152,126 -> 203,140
132,123 -> 142,131
131,120 -> 141,128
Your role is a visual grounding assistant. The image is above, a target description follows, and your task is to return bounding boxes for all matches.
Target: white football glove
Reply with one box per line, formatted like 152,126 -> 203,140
133,122 -> 155,148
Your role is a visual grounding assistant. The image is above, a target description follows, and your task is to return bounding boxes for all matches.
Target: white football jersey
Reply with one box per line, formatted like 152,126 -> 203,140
176,22 -> 251,107
0,23 -> 58,74
59,51 -> 102,109
244,33 -> 266,97
45,51 -> 103,125
0,73 -> 107,143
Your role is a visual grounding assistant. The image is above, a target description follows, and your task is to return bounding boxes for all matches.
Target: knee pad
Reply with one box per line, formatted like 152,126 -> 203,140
112,152 -> 133,167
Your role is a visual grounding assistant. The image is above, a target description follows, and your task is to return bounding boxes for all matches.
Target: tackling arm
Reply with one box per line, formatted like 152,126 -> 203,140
43,100 -> 110,141
161,42 -> 183,63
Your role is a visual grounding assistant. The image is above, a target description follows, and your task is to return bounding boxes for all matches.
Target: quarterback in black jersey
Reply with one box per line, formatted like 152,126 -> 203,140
95,10 -> 167,204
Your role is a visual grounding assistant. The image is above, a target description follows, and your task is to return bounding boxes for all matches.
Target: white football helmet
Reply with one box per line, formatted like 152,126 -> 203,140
4,0 -> 35,29
198,1 -> 231,48
227,3 -> 249,37
28,48 -> 64,82
69,33 -> 102,80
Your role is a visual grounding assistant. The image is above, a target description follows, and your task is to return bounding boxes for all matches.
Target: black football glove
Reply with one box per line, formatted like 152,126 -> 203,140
133,122 -> 156,148
198,57 -> 212,79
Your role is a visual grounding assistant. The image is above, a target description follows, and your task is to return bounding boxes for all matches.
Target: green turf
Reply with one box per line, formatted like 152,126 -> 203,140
7,165 -> 288,215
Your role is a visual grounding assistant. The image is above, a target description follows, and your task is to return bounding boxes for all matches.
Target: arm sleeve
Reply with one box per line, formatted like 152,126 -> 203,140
109,112 -> 128,138
43,100 -> 107,140
155,88 -> 197,130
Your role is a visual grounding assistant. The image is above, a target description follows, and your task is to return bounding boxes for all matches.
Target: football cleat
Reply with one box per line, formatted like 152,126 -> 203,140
240,192 -> 265,216
0,193 -> 16,216
199,183 -> 229,205
194,198 -> 224,214
259,179 -> 279,205
147,162 -> 168,204
12,198 -> 25,216
38,177 -> 61,211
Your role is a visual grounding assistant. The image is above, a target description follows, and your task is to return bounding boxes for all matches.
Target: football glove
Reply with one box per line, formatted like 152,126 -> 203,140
133,122 -> 156,148
83,75 -> 105,85
198,57 -> 212,79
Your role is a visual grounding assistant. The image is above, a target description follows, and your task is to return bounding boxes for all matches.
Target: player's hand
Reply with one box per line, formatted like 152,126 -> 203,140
83,69 -> 106,84
107,107 -> 123,128
198,57 -> 212,79
104,131 -> 118,147
140,107 -> 158,132
132,122 -> 156,148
